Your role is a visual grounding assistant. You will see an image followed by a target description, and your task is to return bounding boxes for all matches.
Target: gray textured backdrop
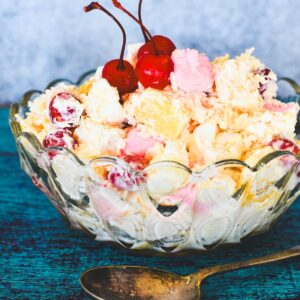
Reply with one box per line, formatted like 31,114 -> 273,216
1,0 -> 300,103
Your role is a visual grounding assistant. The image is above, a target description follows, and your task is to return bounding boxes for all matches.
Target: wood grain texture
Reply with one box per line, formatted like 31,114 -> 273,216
0,108 -> 300,299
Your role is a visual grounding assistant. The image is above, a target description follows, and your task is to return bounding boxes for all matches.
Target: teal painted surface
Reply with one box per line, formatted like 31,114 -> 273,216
0,107 -> 300,299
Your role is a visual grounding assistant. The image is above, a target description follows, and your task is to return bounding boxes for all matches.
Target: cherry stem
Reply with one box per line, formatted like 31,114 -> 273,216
112,0 -> 159,55
138,0 -> 150,42
84,2 -> 126,70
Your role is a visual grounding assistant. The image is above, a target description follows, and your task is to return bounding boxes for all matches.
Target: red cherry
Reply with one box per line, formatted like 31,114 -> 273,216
137,35 -> 176,59
255,68 -> 271,76
102,59 -> 138,95
49,92 -> 83,129
43,129 -> 77,149
107,165 -> 140,191
43,129 -> 77,158
269,137 -> 299,155
135,53 -> 174,89
137,0 -> 176,56
112,0 -> 176,59
111,1 -> 175,90
120,151 -> 146,171
254,68 -> 273,99
84,2 -> 138,96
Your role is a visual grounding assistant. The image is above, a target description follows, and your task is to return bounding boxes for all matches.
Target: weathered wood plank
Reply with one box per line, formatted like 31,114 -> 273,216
1,108 -> 300,299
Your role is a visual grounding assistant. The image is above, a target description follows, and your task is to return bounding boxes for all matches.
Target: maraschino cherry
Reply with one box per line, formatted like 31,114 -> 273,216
84,2 -> 138,95
269,137 -> 299,155
112,0 -> 174,90
137,35 -> 176,60
49,92 -> 83,129
43,129 -> 77,149
43,129 -> 77,158
136,53 -> 174,89
136,0 -> 176,59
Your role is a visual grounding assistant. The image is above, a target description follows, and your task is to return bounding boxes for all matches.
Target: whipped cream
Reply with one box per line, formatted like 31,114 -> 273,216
214,48 -> 277,111
74,117 -> 125,161
85,78 -> 127,125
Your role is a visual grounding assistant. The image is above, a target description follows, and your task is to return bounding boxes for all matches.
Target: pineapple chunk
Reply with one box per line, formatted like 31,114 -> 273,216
128,88 -> 190,139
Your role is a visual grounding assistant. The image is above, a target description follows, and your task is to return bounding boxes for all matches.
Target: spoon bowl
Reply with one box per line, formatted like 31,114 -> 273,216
80,246 -> 300,300
81,266 -> 199,300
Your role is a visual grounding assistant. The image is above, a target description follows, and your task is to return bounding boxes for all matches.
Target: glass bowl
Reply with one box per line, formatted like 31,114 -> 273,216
9,72 -> 300,253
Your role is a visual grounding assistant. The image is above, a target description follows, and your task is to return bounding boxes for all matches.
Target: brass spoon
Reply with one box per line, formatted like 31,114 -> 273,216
80,246 -> 300,300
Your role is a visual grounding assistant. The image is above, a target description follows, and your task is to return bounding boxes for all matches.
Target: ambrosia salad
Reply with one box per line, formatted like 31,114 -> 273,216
12,1 -> 300,252
17,48 -> 299,173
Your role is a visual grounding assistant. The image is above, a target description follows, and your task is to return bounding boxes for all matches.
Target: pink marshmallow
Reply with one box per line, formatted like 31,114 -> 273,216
263,100 -> 296,112
167,184 -> 213,215
193,201 -> 211,215
166,184 -> 197,206
124,128 -> 160,157
171,49 -> 214,93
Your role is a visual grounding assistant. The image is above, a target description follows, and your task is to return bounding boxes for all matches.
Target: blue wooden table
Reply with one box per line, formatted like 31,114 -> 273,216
1,107 -> 300,299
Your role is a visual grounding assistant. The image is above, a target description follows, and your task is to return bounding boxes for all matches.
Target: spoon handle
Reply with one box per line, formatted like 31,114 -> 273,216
195,245 -> 300,282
